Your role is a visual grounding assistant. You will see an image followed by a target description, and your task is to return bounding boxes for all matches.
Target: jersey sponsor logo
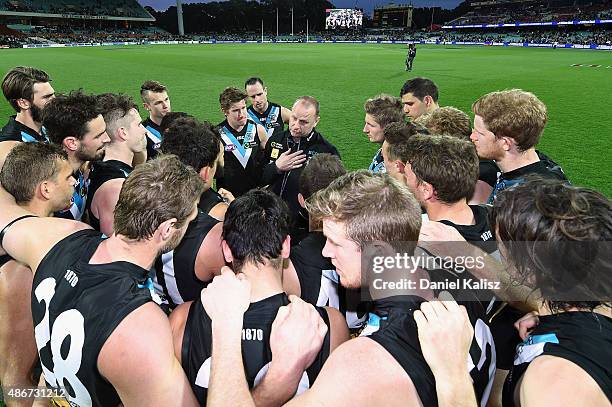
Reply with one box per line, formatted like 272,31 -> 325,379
270,142 -> 283,149
225,144 -> 236,152
271,148 -> 280,159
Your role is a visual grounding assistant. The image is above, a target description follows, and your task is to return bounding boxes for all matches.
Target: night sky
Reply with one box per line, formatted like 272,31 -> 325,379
138,0 -> 464,14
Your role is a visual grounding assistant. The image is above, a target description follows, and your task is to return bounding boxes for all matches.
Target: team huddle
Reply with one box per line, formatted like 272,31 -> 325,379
0,66 -> 609,407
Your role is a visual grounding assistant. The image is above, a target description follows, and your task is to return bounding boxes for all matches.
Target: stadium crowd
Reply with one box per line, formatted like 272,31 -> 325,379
0,63 -> 609,407
2,26 -> 611,47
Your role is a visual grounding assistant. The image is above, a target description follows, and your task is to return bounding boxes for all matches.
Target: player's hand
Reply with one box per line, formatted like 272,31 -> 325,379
269,295 -> 328,374
275,150 -> 307,172
419,220 -> 466,242
514,311 -> 539,341
201,266 -> 251,325
217,188 -> 235,203
413,291 -> 473,377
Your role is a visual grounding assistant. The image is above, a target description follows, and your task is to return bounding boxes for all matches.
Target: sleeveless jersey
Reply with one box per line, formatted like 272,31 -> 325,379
290,231 -> 368,329
85,160 -> 132,231
503,312 -> 612,406
31,229 -> 152,407
368,148 -> 386,173
198,188 -> 225,216
182,292 -> 331,406
362,295 -> 496,407
154,211 -> 219,308
217,119 -> 264,197
247,102 -> 285,139
54,168 -> 89,221
143,118 -> 162,160
488,160 -> 568,204
438,205 -> 498,256
0,116 -> 48,143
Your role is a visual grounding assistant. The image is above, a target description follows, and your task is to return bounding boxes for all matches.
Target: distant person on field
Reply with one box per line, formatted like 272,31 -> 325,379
406,44 -> 417,71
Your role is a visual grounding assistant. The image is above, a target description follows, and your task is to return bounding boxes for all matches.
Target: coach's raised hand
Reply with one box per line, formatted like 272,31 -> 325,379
275,149 -> 307,172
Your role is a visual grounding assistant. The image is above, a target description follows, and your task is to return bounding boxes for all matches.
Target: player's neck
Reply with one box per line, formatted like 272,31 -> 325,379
90,235 -> 157,271
497,148 -> 539,173
103,143 -> 135,167
149,115 -> 162,126
238,262 -> 284,303
227,119 -> 245,132
19,200 -> 53,217
15,111 -> 41,133
66,153 -> 84,173
426,199 -> 474,225
255,102 -> 269,114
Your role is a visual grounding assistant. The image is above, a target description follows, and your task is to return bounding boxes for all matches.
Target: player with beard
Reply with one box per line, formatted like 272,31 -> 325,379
245,77 -> 291,139
216,87 -> 268,197
85,93 -> 147,235
0,155 -> 202,406
42,91 -> 110,221
0,143 -> 75,407
168,189 -> 348,406
140,80 -> 171,160
0,67 -> 55,167
470,89 -> 567,204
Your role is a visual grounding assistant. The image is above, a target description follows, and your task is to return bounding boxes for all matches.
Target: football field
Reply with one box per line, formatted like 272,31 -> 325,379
0,43 -> 610,196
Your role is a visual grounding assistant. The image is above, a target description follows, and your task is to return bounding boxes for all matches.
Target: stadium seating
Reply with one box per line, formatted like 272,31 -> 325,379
1,0 -> 151,19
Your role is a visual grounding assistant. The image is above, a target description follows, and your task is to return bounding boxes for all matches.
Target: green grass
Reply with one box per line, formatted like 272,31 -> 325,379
0,43 -> 610,196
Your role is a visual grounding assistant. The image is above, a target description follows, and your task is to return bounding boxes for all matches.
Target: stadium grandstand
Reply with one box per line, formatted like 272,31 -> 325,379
0,0 -> 610,48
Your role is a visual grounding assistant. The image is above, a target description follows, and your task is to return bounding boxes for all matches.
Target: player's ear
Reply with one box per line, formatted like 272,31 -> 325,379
313,115 -> 320,128
62,136 -> 79,153
297,193 -> 306,209
281,236 -> 291,259
16,98 -> 31,111
158,218 -> 178,241
221,240 -> 233,263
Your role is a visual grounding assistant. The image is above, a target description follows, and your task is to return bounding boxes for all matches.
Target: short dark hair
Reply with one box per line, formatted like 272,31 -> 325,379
2,66 -> 51,112
43,90 -> 101,144
219,87 -> 247,112
97,93 -> 138,139
383,122 -> 429,162
244,77 -> 264,88
404,134 -> 479,203
160,117 -> 221,172
160,112 -> 193,134
491,177 -> 611,313
299,154 -> 346,200
140,80 -> 167,101
400,77 -> 439,102
0,142 -> 67,204
223,189 -> 291,272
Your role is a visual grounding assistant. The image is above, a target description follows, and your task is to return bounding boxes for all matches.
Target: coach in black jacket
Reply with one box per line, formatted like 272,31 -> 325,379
260,96 -> 340,243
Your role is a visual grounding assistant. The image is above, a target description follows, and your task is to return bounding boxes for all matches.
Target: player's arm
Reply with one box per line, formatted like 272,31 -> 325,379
281,106 -> 292,124
98,302 -> 199,407
323,307 -> 349,352
519,355 -> 609,407
418,221 -> 540,312
208,202 -> 229,221
91,178 -> 124,236
168,301 -> 192,364
194,222 -> 226,283
203,268 -> 253,407
0,187 -> 91,270
414,295 -> 477,407
256,124 -> 269,149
